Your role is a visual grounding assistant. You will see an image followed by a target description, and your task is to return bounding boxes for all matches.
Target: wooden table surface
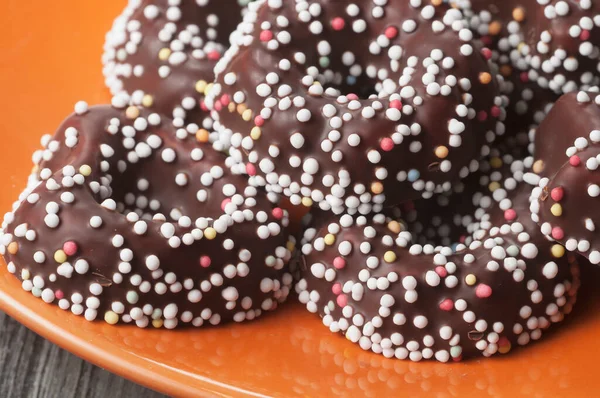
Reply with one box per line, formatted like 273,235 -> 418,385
0,312 -> 164,398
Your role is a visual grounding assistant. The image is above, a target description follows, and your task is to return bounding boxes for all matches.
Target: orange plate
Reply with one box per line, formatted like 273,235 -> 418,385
2,1 -> 600,397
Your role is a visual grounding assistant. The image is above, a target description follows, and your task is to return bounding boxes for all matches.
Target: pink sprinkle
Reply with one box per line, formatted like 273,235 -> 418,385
220,94 -> 230,106
481,36 -> 492,47
246,163 -> 257,176
200,101 -> 208,112
475,284 -> 492,298
439,299 -> 453,311
55,290 -> 64,300
331,17 -> 345,31
435,266 -> 447,277
254,116 -> 265,126
260,30 -> 273,42
581,30 -> 591,40
200,256 -> 211,268
551,227 -> 564,240
481,48 -> 492,60
336,294 -> 348,307
380,138 -> 394,152
214,101 -> 222,111
271,208 -> 283,219
331,283 -> 342,295
62,241 -> 78,256
390,99 -> 402,109
570,155 -> 581,166
551,187 -> 564,202
346,93 -> 359,100
490,106 -> 501,118
221,198 -> 231,211
504,209 -> 516,221
477,110 -> 488,121
385,26 -> 398,39
520,72 -> 529,83
333,257 -> 346,269
207,50 -> 221,61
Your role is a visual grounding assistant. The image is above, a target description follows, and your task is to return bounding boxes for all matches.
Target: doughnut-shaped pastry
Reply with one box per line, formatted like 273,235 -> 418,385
296,157 -> 579,361
208,0 -> 505,214
530,91 -> 600,265
102,0 -> 249,151
0,102 -> 295,328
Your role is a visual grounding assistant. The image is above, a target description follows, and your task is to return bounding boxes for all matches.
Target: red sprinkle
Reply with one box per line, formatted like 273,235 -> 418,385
390,99 -> 402,109
551,187 -> 564,202
435,266 -> 448,278
207,50 -> 221,61
55,290 -> 64,300
380,137 -> 394,152
385,26 -> 398,39
259,30 -> 273,42
490,106 -> 501,118
551,226 -> 565,240
254,115 -> 265,126
331,17 -> 345,30
520,71 -> 529,83
504,209 -> 517,221
569,155 -> 581,166
332,283 -> 342,295
200,256 -> 211,268
481,35 -> 493,46
336,294 -> 348,307
439,299 -> 453,311
246,163 -> 257,176
475,284 -> 492,298
333,257 -> 346,269
477,110 -> 488,121
219,94 -> 230,106
581,30 -> 591,41
453,355 -> 463,362
62,241 -> 78,256
271,208 -> 283,220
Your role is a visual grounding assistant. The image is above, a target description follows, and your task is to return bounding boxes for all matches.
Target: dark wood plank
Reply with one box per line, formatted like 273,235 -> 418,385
0,312 -> 165,398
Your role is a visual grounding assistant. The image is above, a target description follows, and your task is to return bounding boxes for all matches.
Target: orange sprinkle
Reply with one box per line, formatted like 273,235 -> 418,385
435,146 -> 449,159
479,72 -> 492,85
7,242 -> 18,254
196,129 -> 209,143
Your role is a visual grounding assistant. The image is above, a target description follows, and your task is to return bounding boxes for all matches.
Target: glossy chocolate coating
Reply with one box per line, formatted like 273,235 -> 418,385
0,104 -> 294,328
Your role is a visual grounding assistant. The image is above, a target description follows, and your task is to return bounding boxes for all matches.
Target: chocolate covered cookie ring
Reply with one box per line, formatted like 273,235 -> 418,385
529,91 -> 600,264
0,102 -> 294,328
296,159 -> 579,361
102,0 -> 250,151
208,0 -> 505,214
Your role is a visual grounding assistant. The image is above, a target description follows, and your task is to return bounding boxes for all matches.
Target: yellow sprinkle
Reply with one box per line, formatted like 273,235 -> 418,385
204,83 -> 214,97
54,250 -> 67,263
104,311 -> 119,325
550,203 -> 562,217
370,182 -> 383,195
196,129 -> 210,143
286,241 -> 296,252
21,269 -> 30,280
384,251 -> 397,263
236,104 -> 247,115
301,197 -> 313,207
533,159 -> 545,174
498,341 -> 512,354
435,146 -> 449,159
152,319 -> 164,328
488,181 -> 501,192
242,109 -> 253,121
79,165 -> 92,176
324,234 -> 336,246
465,274 -> 476,286
142,94 -> 154,107
228,102 -> 236,112
195,80 -> 207,94
158,48 -> 171,61
7,242 -> 19,254
388,221 -> 401,234
204,227 -> 217,240
250,126 -> 262,140
551,244 -> 565,258
490,157 -> 503,169
517,42 -> 526,52
125,106 -> 140,119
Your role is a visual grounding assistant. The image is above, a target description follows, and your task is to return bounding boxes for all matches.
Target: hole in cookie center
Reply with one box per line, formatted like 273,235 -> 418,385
309,67 -> 380,100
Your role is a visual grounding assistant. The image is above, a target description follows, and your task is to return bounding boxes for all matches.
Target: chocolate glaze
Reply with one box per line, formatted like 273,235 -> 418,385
0,103 -> 295,328
102,0 -> 249,150
530,91 -> 600,265
208,0 -> 505,214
